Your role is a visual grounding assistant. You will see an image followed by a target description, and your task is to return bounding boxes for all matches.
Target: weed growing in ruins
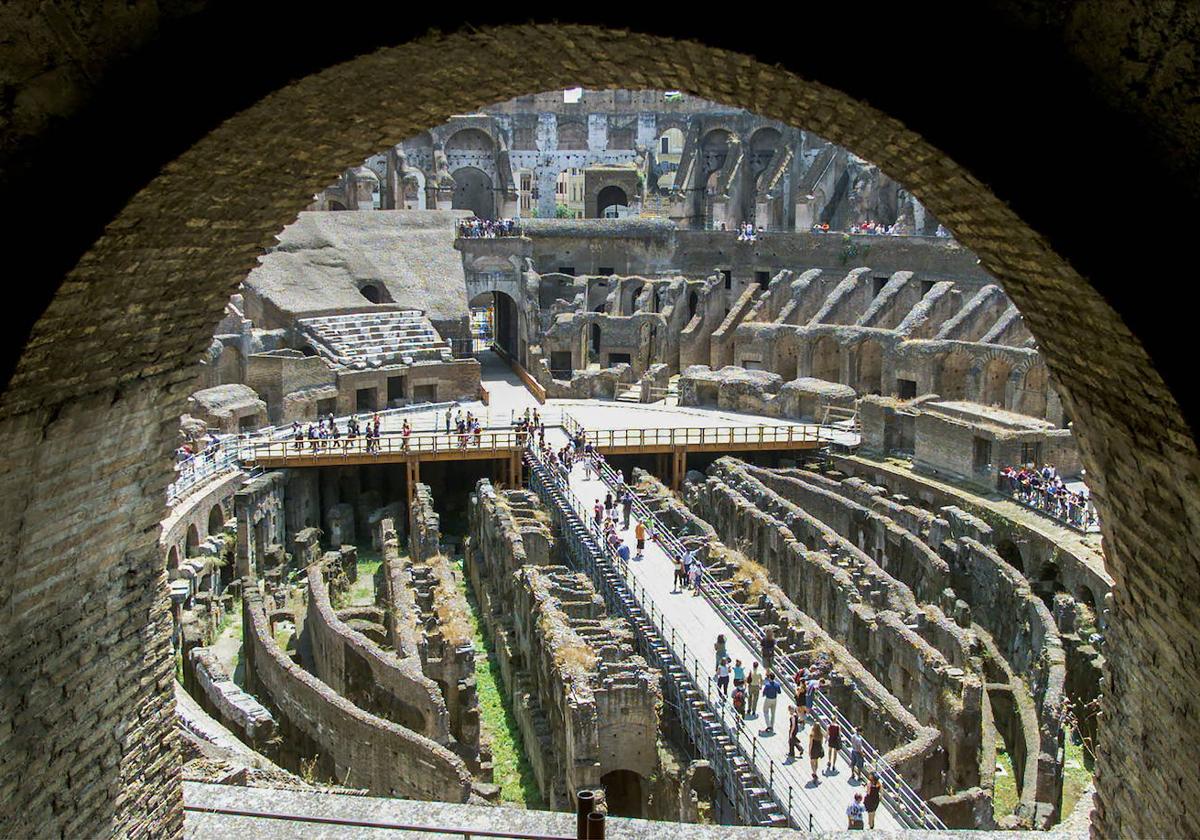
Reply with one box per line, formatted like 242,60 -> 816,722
454,557 -> 544,808
992,743 -> 1020,819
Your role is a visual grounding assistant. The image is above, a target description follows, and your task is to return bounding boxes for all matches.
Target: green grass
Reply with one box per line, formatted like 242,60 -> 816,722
992,743 -> 1020,819
1061,730 -> 1095,818
345,552 -> 383,606
454,557 -> 544,809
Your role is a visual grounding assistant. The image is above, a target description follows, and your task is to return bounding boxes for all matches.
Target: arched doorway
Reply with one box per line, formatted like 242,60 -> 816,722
994,539 -> 1024,573
855,340 -> 883,395
601,769 -> 645,819
936,352 -> 971,400
1016,363 -> 1049,418
590,322 -> 601,357
451,166 -> 494,219
811,336 -> 842,383
982,357 -> 1013,407
207,505 -> 224,536
185,524 -> 200,557
596,185 -> 629,218
469,290 -> 518,360
166,546 -> 180,572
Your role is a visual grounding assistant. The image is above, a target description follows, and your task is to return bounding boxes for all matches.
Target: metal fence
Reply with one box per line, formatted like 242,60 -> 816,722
998,473 -> 1100,533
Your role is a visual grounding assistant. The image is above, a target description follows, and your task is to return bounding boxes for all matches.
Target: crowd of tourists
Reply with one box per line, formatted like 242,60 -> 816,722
292,413 -> 384,454
456,217 -> 522,238
999,463 -> 1098,531
807,220 -> 953,239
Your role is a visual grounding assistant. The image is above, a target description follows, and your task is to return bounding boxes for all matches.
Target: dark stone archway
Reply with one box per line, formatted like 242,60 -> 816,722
0,11 -> 1198,840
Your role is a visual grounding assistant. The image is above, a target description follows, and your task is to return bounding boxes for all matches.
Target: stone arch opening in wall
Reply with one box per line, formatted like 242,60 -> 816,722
777,344 -> 799,381
185,524 -> 200,558
590,321 -> 602,358
811,335 -> 842,384
166,545 -> 180,572
597,185 -> 629,218
601,769 -> 645,819
982,356 -> 1014,408
1036,559 -> 1066,609
327,199 -> 348,211
621,280 -> 645,316
451,166 -> 494,219
444,127 -> 495,154
1017,362 -> 1050,419
748,127 -> 783,177
469,290 -> 518,360
8,23 -> 1198,840
855,339 -> 883,395
994,538 -> 1024,573
1076,586 -> 1098,624
687,290 -> 699,323
207,505 -> 224,536
935,351 -> 971,400
360,283 -> 383,304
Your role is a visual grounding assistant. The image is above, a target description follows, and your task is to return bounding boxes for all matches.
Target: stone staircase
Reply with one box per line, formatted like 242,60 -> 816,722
299,310 -> 452,368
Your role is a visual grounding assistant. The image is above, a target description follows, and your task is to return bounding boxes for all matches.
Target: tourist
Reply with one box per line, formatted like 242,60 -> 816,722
805,674 -> 824,713
762,627 -> 776,671
808,720 -> 825,783
604,491 -> 614,519
635,519 -> 647,561
864,772 -> 882,828
620,488 -> 633,529
732,682 -> 747,719
849,729 -> 865,783
761,671 -> 781,732
593,499 -> 603,529
616,539 -> 631,565
716,657 -> 731,697
787,705 -> 802,761
847,793 -> 866,830
673,553 -> 686,591
826,718 -> 842,774
445,407 -> 453,435
732,658 -> 746,691
746,662 -> 762,718
401,419 -> 411,450
688,555 -> 702,593
714,634 -> 727,669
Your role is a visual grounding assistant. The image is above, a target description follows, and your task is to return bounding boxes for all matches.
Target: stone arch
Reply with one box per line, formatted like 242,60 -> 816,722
994,538 -> 1024,573
327,199 -> 348,211
1015,361 -> 1050,419
855,339 -> 883,395
590,321 -> 602,357
935,351 -> 971,400
207,504 -> 224,536
469,290 -> 519,359
687,290 -> 699,323
811,335 -> 843,383
444,127 -> 495,153
981,355 -> 1014,407
184,524 -> 200,557
657,126 -> 684,157
450,166 -> 494,219
601,768 -> 645,819
748,126 -> 783,177
4,21 -> 1197,840
166,545 -> 180,572
596,184 -> 628,218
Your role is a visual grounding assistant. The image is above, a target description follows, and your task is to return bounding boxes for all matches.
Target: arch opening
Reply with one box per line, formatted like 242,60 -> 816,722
207,505 -> 225,536
451,166 -> 494,219
601,769 -> 645,819
597,184 -> 629,218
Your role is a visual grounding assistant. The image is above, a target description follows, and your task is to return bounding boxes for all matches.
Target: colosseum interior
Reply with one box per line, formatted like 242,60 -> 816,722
1,7 -> 1197,840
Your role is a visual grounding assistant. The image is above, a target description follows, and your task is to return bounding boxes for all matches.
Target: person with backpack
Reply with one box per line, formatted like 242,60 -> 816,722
732,683 -> 747,719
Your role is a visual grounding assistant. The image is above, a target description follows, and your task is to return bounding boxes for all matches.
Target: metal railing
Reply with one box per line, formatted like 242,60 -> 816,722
998,473 -> 1100,533
168,442 -> 241,506
580,444 -> 945,830
239,429 -> 527,462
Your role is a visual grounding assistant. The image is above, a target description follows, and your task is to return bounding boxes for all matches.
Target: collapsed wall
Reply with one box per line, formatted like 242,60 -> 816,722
467,479 -> 662,816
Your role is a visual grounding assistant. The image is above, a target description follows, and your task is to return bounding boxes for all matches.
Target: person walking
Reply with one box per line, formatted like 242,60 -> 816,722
732,682 -> 747,720
593,500 -> 604,530
714,634 -> 727,670
847,793 -> 866,830
849,729 -> 865,783
616,539 -> 631,565
864,772 -> 882,829
620,488 -> 633,529
445,408 -> 452,435
688,556 -> 702,594
826,718 -> 842,775
808,720 -> 825,783
673,553 -> 686,590
604,491 -> 614,520
745,662 -> 762,718
787,705 -> 803,761
761,672 -> 781,732
635,520 -> 647,561
716,658 -> 730,698
762,627 -> 776,672
401,419 -> 411,451
732,659 -> 746,691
